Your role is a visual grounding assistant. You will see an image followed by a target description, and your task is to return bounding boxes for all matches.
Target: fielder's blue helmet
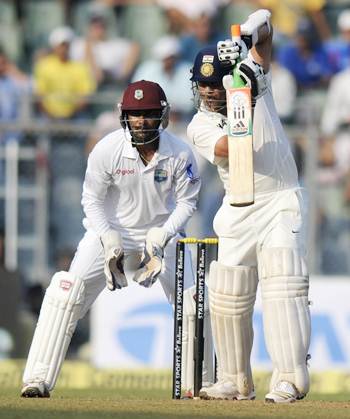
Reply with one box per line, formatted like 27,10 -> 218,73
191,45 -> 231,83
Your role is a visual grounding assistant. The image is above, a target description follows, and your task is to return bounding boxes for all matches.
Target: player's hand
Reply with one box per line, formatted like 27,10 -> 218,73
217,39 -> 248,66
236,56 -> 268,100
133,227 -> 169,288
101,230 -> 127,291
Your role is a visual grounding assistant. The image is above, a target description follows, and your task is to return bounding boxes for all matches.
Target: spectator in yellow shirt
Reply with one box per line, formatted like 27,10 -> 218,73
258,0 -> 331,41
34,27 -> 95,119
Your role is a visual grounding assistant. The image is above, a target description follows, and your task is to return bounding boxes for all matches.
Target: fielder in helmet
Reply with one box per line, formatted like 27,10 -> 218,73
21,80 -> 215,399
119,79 -> 170,145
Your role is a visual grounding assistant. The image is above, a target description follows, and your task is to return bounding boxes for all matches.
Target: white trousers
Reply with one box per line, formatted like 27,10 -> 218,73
69,229 -> 194,310
213,188 -> 307,265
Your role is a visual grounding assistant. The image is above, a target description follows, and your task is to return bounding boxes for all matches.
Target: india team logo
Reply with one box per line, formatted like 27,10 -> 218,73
200,63 -> 214,77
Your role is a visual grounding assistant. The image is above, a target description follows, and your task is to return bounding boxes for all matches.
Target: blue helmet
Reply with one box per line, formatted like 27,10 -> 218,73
191,45 -> 231,84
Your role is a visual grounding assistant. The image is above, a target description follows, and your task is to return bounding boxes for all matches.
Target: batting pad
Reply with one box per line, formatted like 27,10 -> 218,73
181,285 -> 215,391
258,247 -> 311,395
23,271 -> 85,390
208,262 -> 258,396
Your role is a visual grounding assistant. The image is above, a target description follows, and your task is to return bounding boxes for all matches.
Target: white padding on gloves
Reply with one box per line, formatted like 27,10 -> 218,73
217,39 -> 248,66
222,56 -> 268,101
133,227 -> 169,288
101,230 -> 127,291
241,9 -> 271,45
258,247 -> 311,396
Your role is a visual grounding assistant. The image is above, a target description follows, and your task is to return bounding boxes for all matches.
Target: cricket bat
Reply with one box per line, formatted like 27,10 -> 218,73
226,24 -> 254,206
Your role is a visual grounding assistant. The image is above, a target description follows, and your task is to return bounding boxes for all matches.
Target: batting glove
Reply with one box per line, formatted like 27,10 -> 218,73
133,227 -> 169,288
217,39 -> 248,66
236,56 -> 268,100
101,230 -> 127,291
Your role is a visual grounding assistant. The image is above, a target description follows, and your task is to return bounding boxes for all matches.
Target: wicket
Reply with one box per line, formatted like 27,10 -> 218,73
172,237 -> 218,400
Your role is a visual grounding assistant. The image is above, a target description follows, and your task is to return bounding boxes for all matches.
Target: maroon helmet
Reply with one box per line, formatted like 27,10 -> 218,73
119,80 -> 170,138
120,80 -> 168,111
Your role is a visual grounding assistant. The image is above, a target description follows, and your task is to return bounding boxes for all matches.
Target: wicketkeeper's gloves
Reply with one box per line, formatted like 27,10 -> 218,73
101,230 -> 127,291
133,227 -> 169,288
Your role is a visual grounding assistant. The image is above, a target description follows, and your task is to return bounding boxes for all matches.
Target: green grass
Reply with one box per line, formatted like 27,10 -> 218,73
1,388 -> 350,419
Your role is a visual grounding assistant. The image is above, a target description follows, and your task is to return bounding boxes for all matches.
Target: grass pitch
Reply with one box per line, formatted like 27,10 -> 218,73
1,388 -> 350,419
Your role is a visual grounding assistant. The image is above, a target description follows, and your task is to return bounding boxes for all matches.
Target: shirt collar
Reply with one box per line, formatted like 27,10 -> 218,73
121,130 -> 137,159
121,130 -> 173,161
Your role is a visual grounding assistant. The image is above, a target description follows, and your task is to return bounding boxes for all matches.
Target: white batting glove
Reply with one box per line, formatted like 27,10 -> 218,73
217,39 -> 248,66
101,230 -> 127,291
241,9 -> 271,45
133,227 -> 169,288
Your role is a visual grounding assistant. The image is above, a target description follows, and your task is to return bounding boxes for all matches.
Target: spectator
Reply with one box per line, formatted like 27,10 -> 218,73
277,19 -> 333,89
0,49 -> 31,227
157,0 -> 228,34
258,0 -> 331,42
0,49 -> 30,136
34,26 -> 95,119
316,65 -> 350,274
326,9 -> 350,73
85,110 -> 120,155
180,11 -> 225,63
34,26 -> 96,255
270,50 -> 297,123
70,11 -> 140,88
132,36 -> 193,120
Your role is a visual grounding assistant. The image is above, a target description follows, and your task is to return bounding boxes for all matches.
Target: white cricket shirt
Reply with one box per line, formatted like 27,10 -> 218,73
187,72 -> 299,196
82,129 -> 201,250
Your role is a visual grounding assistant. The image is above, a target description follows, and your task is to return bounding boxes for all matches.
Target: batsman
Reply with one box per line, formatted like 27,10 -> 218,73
188,9 -> 311,403
21,80 -> 214,398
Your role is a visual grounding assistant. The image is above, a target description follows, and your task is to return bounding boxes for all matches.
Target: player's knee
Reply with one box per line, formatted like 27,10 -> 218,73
45,271 -> 85,317
258,247 -> 309,297
208,261 -> 258,315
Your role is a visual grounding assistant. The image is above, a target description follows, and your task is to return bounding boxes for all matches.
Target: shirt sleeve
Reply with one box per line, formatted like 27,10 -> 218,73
81,141 -> 113,236
187,114 -> 226,164
162,148 -> 201,238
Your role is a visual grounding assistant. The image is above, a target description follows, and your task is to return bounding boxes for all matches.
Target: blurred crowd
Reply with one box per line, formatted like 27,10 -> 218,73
1,1 -> 350,353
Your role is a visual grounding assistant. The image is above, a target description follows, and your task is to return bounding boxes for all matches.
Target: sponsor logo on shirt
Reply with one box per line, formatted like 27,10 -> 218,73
154,169 -> 168,183
115,169 -> 135,175
60,280 -> 72,291
186,164 -> 200,183
217,119 -> 227,129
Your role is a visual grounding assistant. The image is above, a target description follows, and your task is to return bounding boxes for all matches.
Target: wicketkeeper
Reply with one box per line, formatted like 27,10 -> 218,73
21,80 -> 214,398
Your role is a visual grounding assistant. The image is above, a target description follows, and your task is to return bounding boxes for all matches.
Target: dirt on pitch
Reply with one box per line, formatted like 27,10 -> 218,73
1,389 -> 349,419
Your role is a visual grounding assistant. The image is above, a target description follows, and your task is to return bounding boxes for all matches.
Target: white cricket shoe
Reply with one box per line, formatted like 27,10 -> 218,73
21,382 -> 50,398
265,381 -> 304,403
199,381 -> 255,400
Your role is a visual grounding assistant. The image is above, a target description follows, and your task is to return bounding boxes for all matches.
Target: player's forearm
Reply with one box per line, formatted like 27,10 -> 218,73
81,193 -> 111,236
81,169 -> 111,236
162,199 -> 198,238
214,135 -> 229,158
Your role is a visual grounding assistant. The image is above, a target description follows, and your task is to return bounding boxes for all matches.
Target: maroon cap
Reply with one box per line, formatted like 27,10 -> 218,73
121,80 -> 168,111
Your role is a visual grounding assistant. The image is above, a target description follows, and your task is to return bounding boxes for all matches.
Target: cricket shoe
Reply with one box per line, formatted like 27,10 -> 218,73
265,381 -> 304,403
21,382 -> 50,398
199,381 -> 255,400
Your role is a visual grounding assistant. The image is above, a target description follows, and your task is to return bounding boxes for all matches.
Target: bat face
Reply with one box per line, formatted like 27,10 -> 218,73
226,86 -> 254,206
227,88 -> 252,137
